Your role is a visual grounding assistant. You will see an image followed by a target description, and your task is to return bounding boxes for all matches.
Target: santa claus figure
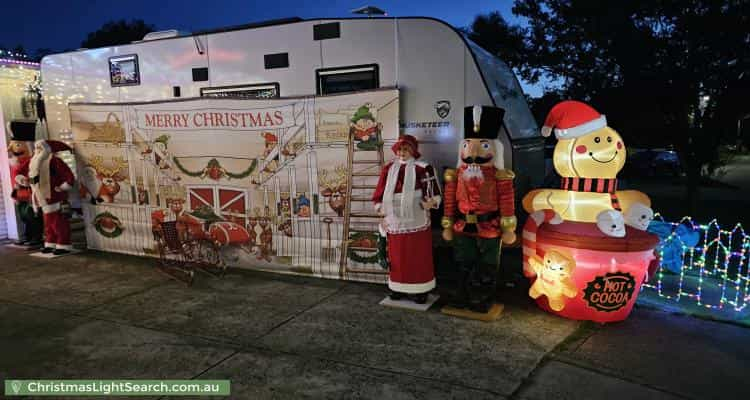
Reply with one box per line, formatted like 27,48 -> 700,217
442,106 -> 517,313
372,135 -> 441,304
28,140 -> 75,255
7,121 -> 43,247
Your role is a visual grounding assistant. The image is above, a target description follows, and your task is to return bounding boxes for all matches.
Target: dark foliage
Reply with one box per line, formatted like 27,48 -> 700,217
81,20 -> 155,49
468,0 -> 750,212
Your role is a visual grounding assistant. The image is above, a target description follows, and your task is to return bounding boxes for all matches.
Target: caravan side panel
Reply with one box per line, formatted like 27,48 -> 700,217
114,36 -> 210,102
41,54 -> 74,139
320,19 -> 396,86
395,19 -> 468,172
72,49 -> 120,104
207,22 -> 321,96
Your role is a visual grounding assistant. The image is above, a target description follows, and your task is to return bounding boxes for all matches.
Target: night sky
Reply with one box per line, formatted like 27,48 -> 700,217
1,0 -> 544,95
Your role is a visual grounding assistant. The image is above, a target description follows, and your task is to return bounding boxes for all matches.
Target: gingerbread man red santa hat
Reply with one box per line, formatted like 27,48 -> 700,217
541,100 -> 607,139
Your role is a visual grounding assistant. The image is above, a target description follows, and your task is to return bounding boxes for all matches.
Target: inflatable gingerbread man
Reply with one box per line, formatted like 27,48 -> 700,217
523,100 -> 654,237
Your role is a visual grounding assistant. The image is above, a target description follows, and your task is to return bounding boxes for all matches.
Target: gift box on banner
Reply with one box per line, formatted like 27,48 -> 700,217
524,220 -> 659,323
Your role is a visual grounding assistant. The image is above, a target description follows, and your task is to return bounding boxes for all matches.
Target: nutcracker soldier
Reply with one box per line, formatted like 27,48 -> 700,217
27,140 -> 75,255
372,135 -> 441,304
442,106 -> 517,315
7,121 -> 43,247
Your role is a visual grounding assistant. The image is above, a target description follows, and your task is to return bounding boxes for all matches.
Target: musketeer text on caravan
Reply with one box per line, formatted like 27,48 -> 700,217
136,106 -> 295,131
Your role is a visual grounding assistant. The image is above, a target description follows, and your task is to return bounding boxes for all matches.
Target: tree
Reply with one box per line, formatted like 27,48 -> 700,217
12,45 -> 26,57
469,0 -> 750,214
81,20 -> 155,49
465,11 -> 526,70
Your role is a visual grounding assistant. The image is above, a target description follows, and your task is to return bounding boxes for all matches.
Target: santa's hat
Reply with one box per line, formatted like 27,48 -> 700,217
541,100 -> 607,139
36,140 -> 72,154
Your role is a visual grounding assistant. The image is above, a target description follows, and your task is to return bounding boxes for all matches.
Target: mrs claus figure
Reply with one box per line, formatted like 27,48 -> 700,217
372,135 -> 441,303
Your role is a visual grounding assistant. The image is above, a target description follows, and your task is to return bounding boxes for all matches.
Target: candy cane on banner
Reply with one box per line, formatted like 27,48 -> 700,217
522,209 -> 563,278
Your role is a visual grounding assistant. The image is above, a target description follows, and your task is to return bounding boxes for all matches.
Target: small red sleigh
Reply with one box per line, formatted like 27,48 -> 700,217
151,210 -> 254,285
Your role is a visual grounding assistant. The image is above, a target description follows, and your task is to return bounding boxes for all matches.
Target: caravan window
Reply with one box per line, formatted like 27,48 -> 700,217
317,64 -> 379,95
109,54 -> 140,87
200,83 -> 280,99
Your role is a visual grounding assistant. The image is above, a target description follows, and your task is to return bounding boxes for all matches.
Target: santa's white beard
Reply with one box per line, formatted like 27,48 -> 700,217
29,149 -> 52,209
29,150 -> 48,180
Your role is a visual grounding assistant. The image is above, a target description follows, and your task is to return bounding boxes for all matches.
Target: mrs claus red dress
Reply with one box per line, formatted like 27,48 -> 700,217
372,158 -> 441,294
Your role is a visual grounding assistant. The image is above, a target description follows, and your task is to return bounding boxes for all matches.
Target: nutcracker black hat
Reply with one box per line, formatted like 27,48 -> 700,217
463,105 -> 505,139
7,120 -> 37,141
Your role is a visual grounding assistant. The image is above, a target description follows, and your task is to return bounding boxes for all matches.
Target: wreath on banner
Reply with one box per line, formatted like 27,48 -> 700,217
173,157 -> 257,181
346,231 -> 380,264
93,211 -> 124,238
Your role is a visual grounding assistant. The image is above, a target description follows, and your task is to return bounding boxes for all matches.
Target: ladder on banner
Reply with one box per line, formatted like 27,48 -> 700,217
339,133 -> 388,278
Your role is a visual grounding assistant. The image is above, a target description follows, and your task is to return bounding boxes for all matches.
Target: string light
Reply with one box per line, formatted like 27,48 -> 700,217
642,214 -> 750,312
0,49 -> 30,59
0,58 -> 40,67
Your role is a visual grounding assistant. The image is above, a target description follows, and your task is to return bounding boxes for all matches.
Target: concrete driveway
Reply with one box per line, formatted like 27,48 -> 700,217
0,245 -> 747,399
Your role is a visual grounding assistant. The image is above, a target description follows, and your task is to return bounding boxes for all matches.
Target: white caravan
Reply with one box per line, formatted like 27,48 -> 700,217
41,17 -> 542,189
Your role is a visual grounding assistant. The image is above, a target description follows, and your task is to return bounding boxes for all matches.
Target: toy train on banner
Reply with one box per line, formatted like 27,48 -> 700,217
521,101 -> 659,323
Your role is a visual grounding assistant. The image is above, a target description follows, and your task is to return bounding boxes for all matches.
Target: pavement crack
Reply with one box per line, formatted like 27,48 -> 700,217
253,285 -> 346,340
506,321 -> 598,399
189,349 -> 242,380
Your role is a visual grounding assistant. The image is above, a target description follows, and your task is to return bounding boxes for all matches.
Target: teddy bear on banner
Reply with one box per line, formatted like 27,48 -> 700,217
522,100 -> 653,237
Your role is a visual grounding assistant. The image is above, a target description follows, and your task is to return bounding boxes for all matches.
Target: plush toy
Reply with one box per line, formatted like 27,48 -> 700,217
522,100 -> 652,237
647,220 -> 700,274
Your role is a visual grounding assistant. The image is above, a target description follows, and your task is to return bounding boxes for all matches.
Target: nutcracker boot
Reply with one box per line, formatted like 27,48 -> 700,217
25,203 -> 44,248
475,263 -> 500,313
467,264 -> 491,313
452,262 -> 474,308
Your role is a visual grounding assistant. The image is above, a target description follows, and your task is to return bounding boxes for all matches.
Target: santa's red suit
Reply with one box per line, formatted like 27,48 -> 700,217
371,135 -> 441,295
28,140 -> 75,252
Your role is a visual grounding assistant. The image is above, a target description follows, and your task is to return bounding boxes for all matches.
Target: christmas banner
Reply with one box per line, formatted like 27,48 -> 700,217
70,89 -> 399,283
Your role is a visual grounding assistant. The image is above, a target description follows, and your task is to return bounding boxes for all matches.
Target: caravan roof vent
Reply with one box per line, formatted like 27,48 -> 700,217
142,30 -> 183,41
